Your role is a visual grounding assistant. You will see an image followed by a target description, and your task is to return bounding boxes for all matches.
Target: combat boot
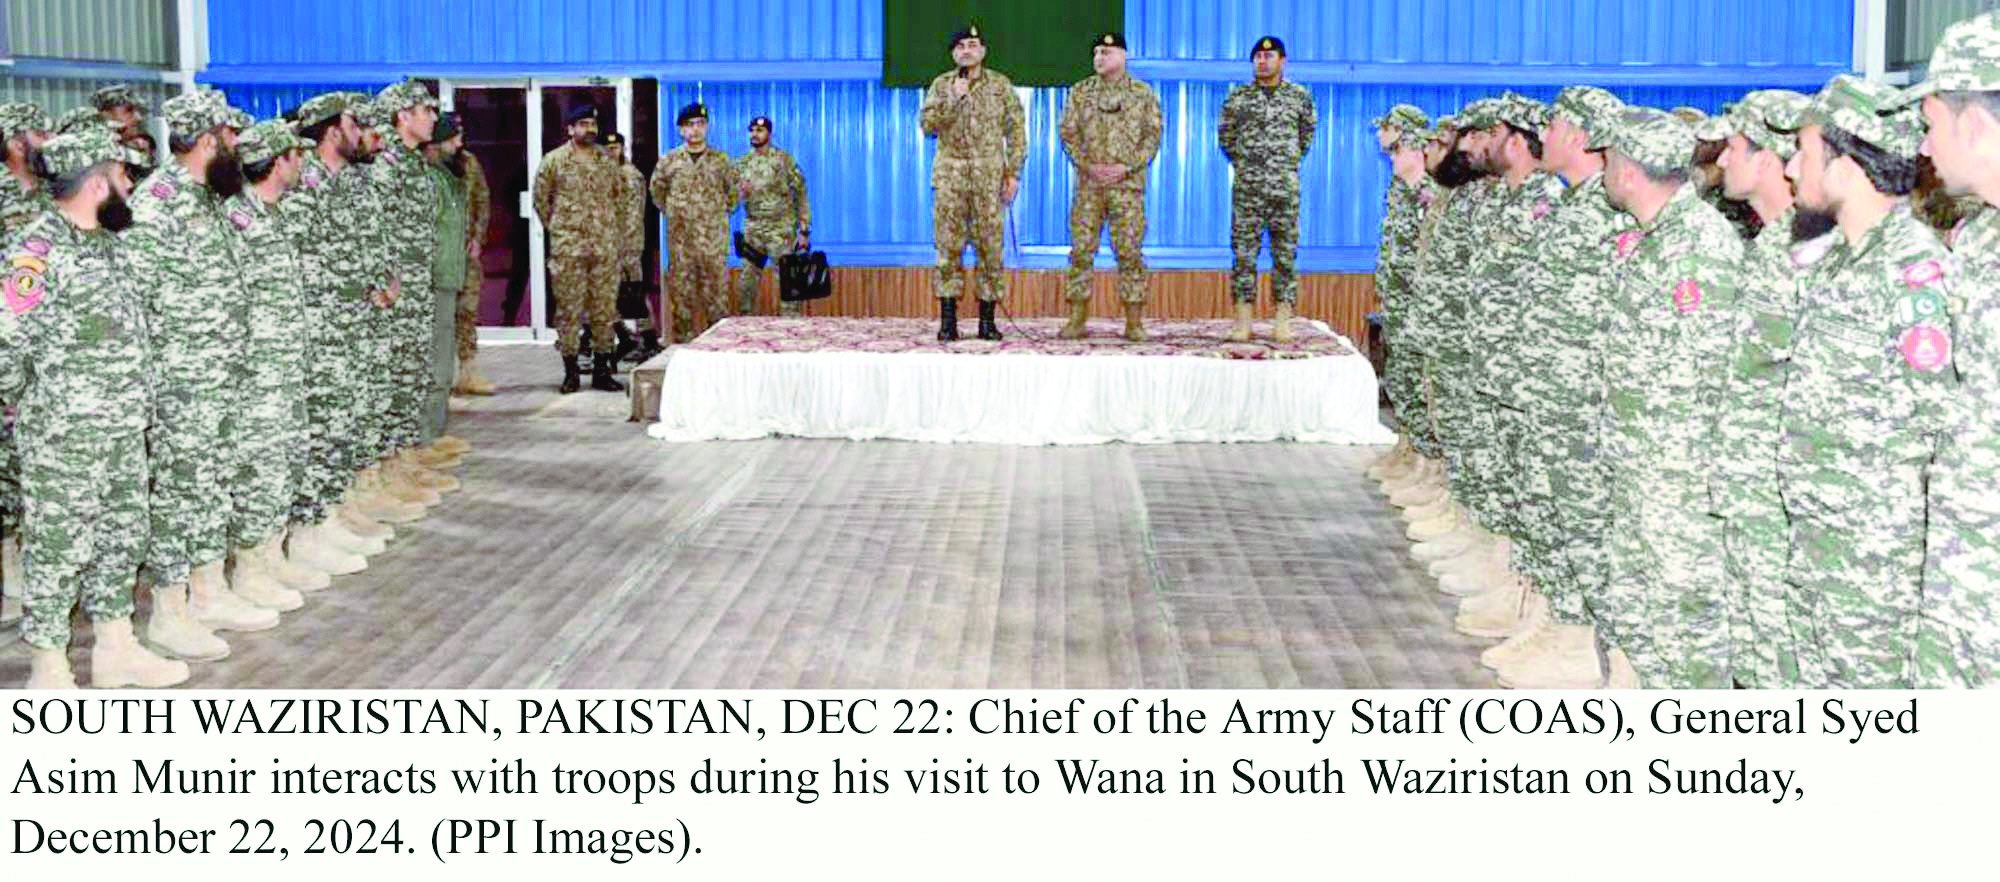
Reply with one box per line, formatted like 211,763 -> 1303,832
267,533 -> 333,592
398,452 -> 461,493
634,328 -> 665,362
25,648 -> 76,689
0,535 -> 21,625
1482,599 -> 1555,671
1429,536 -> 1497,579
453,355 -> 497,396
1272,301 -> 1296,343
382,461 -> 443,508
90,618 -> 190,689
321,518 -> 388,557
289,526 -> 365,578
430,434 -> 472,456
559,354 -> 582,394
228,550 -> 304,613
1401,485 -> 1452,522
1439,540 -> 1512,597
591,350 -> 627,392
338,493 -> 400,538
1499,624 -> 1605,689
408,443 -> 464,471
1367,438 -> 1407,480
191,563 -> 279,633
1227,302 -> 1254,342
1059,299 -> 1090,339
352,468 -> 426,523
144,583 -> 230,662
1411,524 -> 1483,562
937,298 -> 960,342
976,300 -> 1003,341
1454,575 -> 1529,639
1386,457 -> 1439,497
1123,303 -> 1147,342
1407,503 -> 1466,542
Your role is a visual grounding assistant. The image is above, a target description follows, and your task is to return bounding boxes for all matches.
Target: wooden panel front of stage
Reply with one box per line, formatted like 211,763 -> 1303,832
726,268 -> 1380,344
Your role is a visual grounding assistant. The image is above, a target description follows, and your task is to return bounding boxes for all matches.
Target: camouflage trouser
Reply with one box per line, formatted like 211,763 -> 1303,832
1065,186 -> 1147,305
552,252 -> 618,357
423,286 -> 457,442
1720,508 -> 1797,688
384,276 -> 435,451
1498,403 -> 1557,586
231,391 -> 306,550
1541,416 -> 1610,628
1437,359 -> 1505,532
294,290 -> 364,526
0,414 -> 18,536
1407,349 -> 1444,459
1916,467 -> 2000,688
145,389 -> 233,587
668,227 -> 729,342
736,223 -> 798,317
19,430 -> 146,650
1785,477 -> 1925,688
933,185 -> 1005,303
1229,177 -> 1299,305
1601,469 -> 1731,688
455,260 -> 483,363
1463,386 -> 1517,537
351,302 -> 396,466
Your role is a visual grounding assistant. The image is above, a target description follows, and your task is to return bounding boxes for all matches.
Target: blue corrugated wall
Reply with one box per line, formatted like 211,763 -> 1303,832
201,0 -> 1855,271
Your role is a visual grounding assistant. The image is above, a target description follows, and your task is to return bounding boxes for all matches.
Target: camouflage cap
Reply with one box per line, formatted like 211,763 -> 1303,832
1373,103 -> 1430,131
162,89 -> 246,139
1690,114 -> 1732,141
0,102 -> 51,138
348,94 -> 387,129
1552,85 -> 1624,141
1457,98 -> 1503,131
236,120 -> 313,166
91,84 -> 144,111
1669,105 -> 1709,123
1604,106 -> 1694,172
52,106 -> 101,135
1807,74 -> 1926,157
1720,89 -> 1811,159
36,124 -> 149,178
293,91 -> 358,128
1899,11 -> 2000,104
1492,94 -> 1549,132
373,80 -> 438,118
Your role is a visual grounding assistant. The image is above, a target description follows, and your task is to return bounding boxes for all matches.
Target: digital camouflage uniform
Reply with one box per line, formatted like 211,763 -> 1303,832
224,122 -> 312,550
1376,169 -> 1434,437
1218,77 -> 1315,304
1412,170 -> 1496,480
534,136 -> 626,355
125,90 -> 249,589
4,128 -> 155,649
1401,162 -> 1460,461
1598,109 -> 1743,689
651,139 -> 738,340
329,94 -> 401,469
1908,10 -> 2000,688
459,150 -> 490,363
921,67 -> 1026,303
0,102 -> 53,546
734,144 -> 811,316
369,80 -> 443,450
1060,71 -> 1161,305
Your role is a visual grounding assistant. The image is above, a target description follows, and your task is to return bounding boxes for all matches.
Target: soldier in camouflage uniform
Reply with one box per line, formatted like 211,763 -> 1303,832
1480,87 -> 1630,688
0,102 -> 53,628
1777,76 -> 1953,688
734,116 -> 812,318
1596,107 -> 1743,688
5,127 -> 190,688
1059,32 -> 1162,342
454,125 -> 495,396
422,112 -> 469,437
922,25 -> 1026,342
1367,104 -> 1433,482
652,102 -> 740,344
1703,90 -> 1816,688
1907,10 -> 2000,687
1381,120 -> 1463,509
51,106 -> 100,137
1218,35 -> 1315,343
605,132 -> 663,358
535,104 -> 629,392
91,84 -> 149,146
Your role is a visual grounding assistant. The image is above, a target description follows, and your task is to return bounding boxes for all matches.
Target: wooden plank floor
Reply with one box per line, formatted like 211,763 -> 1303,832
1,345 -> 1494,689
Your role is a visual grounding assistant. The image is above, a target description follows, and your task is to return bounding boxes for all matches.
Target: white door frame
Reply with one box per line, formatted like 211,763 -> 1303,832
437,76 -> 634,344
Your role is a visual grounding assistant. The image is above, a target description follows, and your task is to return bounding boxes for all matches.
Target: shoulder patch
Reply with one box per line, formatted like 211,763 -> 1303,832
1531,199 -> 1552,221
302,166 -> 325,189
150,181 -> 177,200
21,236 -> 50,257
1901,258 -> 1945,289
1671,279 -> 1703,314
228,209 -> 253,231
1614,230 -> 1643,260
5,259 -> 47,314
1896,289 -> 1949,326
1418,189 -> 1435,207
1790,235 -> 1836,269
1898,324 -> 1952,373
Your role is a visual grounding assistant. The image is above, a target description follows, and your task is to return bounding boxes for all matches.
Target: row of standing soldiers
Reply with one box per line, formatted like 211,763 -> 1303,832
0,81 -> 475,688
1368,11 -> 2000,689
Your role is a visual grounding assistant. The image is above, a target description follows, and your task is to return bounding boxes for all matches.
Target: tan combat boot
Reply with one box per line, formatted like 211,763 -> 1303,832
1499,624 -> 1606,689
267,533 -> 334,591
288,526 -> 365,579
144,583 -> 230,662
91,618 -> 191,688
1227,302 -> 1254,342
1272,301 -> 1295,343
1455,575 -> 1530,639
453,355 -> 496,396
26,647 -> 77,689
227,550 -> 304,613
1482,600 -> 1555,671
191,564 -> 280,633
1604,647 -> 1641,688
1059,299 -> 1090,339
1123,302 -> 1146,342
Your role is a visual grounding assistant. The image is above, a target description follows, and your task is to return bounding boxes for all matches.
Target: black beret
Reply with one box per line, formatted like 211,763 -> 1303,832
563,104 -> 598,126
1094,32 -> 1126,51
749,115 -> 772,131
676,102 -> 709,126
599,131 -> 624,146
950,24 -> 983,50
1252,35 -> 1286,58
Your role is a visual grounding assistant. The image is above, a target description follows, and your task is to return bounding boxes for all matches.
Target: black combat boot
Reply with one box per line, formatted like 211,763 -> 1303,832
613,323 -> 637,364
632,328 -> 664,363
591,351 -> 626,393
937,297 -> 960,342
976,300 -> 1003,341
559,354 -> 581,394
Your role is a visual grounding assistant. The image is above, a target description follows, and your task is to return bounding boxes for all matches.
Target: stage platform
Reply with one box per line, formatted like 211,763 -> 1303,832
645,317 -> 1393,446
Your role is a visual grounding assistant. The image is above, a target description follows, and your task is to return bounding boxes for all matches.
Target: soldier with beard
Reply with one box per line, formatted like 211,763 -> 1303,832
1367,104 -> 1434,482
1381,120 -> 1462,511
735,116 -> 813,319
126,90 -> 293,654
0,102 -> 53,631
91,85 -> 150,148
5,126 -> 190,687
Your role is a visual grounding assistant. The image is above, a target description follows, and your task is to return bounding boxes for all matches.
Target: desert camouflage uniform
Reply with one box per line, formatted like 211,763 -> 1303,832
1219,79 -> 1315,304
650,145 -> 737,339
1060,72 -> 1161,305
921,67 -> 1026,303
534,138 -> 626,355
734,146 -> 811,316
458,150 -> 490,363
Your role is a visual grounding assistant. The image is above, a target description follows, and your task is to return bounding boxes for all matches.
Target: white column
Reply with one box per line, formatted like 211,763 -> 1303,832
1854,0 -> 1891,82
527,81 -> 549,338
175,0 -> 204,93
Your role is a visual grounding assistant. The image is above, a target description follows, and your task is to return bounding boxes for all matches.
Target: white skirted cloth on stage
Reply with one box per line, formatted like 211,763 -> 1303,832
647,317 -> 1394,446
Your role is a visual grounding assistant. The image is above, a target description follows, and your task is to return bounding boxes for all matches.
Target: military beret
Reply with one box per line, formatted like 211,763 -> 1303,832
676,102 -> 709,126
52,106 -> 102,136
373,80 -> 438,118
431,111 -> 462,143
1251,35 -> 1286,58
1373,103 -> 1430,131
563,104 -> 599,126
1604,106 -> 1695,172
1094,31 -> 1126,51
91,84 -> 143,111
236,120 -> 313,166
748,115 -> 772,131
1720,89 -> 1811,159
1807,74 -> 1926,157
1899,10 -> 2000,104
0,102 -> 51,138
162,89 -> 245,139
294,91 -> 359,128
950,24 -> 983,50
36,125 -> 149,178
1553,86 -> 1625,144
599,131 -> 624,147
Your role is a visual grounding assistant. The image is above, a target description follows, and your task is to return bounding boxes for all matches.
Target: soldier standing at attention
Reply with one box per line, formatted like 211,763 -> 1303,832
422,112 -> 471,438
534,105 -> 627,393
1365,103 -> 1432,481
1907,10 -> 2000,687
651,102 -> 739,343
454,122 -> 495,396
0,102 -> 53,629
734,115 -> 812,317
1778,76 -> 1954,688
5,127 -> 189,688
921,25 -> 1026,342
1218,35 -> 1316,343
1058,31 -> 1161,342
